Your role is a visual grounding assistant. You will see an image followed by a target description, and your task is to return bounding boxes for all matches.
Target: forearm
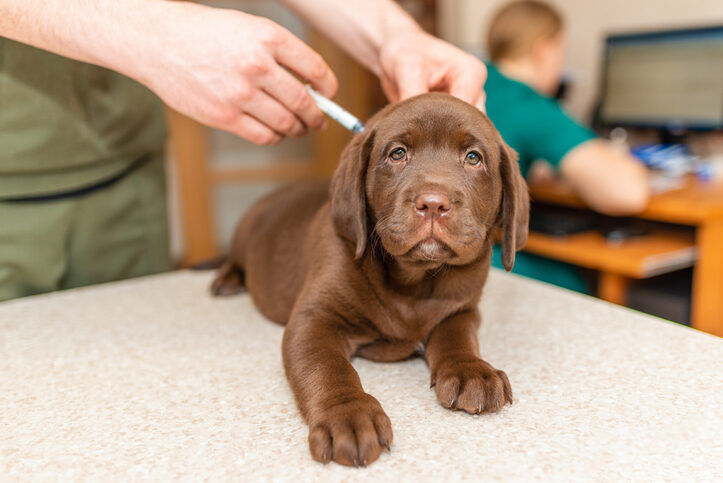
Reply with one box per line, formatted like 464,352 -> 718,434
425,310 -> 481,371
0,0 -> 187,84
279,0 -> 421,76
1,0 -> 337,144
282,320 -> 364,415
561,140 -> 650,215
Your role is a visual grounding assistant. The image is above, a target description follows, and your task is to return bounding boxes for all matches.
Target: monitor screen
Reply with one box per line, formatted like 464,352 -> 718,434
599,26 -> 723,131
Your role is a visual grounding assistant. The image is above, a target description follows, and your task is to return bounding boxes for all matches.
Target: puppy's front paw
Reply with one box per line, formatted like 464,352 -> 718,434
431,358 -> 512,414
307,393 -> 393,467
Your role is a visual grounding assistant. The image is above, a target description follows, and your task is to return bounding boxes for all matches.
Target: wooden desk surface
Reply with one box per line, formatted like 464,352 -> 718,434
525,229 -> 696,279
529,175 -> 723,224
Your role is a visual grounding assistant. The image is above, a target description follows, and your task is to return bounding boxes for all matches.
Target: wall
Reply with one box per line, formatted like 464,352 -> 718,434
439,0 -> 723,121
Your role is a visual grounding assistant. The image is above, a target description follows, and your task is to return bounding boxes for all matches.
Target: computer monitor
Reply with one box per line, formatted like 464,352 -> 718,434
598,25 -> 723,132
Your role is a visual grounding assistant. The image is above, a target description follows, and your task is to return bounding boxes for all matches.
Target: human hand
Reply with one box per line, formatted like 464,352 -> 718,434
378,29 -> 487,112
137,3 -> 338,145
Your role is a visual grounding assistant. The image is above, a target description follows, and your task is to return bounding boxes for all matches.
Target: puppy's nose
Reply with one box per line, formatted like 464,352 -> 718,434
414,193 -> 451,216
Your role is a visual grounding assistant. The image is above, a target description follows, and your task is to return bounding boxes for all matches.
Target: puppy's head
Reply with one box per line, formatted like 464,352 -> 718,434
330,93 -> 528,271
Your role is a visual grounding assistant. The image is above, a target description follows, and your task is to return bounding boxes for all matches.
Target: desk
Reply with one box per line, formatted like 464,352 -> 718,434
524,229 -> 696,306
1,271 -> 721,480
529,175 -> 723,336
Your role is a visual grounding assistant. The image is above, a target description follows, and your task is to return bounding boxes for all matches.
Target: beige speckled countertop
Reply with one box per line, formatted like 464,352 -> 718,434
0,269 -> 721,481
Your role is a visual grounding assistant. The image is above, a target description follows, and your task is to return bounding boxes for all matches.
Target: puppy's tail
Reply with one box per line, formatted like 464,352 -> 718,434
190,254 -> 228,271
209,259 -> 246,297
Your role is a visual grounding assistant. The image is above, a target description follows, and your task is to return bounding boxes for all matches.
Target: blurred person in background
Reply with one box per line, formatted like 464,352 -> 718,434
484,0 -> 650,292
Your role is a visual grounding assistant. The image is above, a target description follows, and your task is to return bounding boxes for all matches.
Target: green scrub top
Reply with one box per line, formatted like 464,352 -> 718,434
484,62 -> 597,293
0,39 -> 166,198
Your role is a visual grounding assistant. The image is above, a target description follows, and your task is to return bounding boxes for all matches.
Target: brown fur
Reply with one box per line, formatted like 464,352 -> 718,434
212,93 -> 529,467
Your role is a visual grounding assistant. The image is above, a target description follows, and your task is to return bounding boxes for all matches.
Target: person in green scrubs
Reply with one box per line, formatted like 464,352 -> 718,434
0,0 -> 488,302
484,0 -> 650,292
0,41 -> 171,301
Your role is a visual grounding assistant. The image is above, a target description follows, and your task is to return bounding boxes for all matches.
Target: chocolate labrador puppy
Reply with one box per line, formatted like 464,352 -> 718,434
212,93 -> 529,467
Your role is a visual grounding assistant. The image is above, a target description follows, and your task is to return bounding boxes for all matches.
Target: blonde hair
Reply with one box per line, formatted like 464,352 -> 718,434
487,1 -> 563,62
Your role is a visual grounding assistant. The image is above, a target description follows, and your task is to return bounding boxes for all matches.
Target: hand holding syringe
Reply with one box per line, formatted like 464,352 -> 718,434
306,85 -> 365,134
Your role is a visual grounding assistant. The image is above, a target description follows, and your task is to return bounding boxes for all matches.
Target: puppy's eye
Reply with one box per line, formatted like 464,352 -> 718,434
465,151 -> 483,167
389,148 -> 407,162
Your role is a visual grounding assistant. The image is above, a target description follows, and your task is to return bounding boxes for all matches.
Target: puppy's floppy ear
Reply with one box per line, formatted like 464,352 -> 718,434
498,139 -> 530,271
329,129 -> 375,260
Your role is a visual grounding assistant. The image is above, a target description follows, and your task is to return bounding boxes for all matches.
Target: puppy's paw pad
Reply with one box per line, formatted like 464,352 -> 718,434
432,359 -> 512,414
308,393 -> 392,467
